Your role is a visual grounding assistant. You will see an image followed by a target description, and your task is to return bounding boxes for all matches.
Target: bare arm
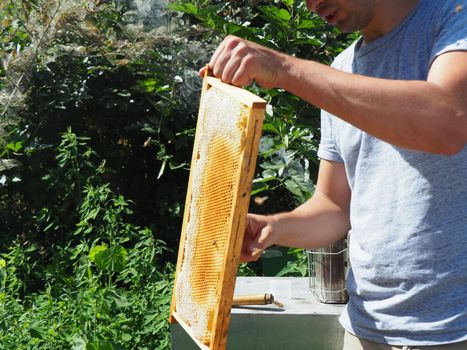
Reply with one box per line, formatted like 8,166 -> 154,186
202,36 -> 467,155
241,159 -> 351,262
281,51 -> 467,155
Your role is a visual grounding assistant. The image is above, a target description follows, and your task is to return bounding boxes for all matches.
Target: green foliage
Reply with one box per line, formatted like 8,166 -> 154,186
0,0 -> 206,249
275,248 -> 308,277
0,130 -> 174,349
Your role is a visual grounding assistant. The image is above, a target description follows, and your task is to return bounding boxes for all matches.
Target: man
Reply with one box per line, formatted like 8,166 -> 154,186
201,0 -> 467,349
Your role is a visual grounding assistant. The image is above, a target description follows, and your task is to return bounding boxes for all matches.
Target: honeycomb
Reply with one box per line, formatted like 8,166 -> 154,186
174,85 -> 249,344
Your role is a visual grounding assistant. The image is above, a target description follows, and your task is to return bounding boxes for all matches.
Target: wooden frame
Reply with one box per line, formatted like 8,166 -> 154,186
169,76 -> 266,350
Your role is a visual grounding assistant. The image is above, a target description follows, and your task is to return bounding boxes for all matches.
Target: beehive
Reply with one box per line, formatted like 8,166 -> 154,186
169,76 -> 266,350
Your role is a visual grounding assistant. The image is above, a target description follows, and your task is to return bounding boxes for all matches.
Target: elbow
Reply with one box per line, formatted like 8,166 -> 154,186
436,110 -> 467,156
435,132 -> 465,157
417,130 -> 464,157
416,134 -> 464,156
438,141 -> 464,156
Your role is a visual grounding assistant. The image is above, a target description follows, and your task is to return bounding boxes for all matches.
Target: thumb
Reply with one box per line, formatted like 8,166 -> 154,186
198,65 -> 209,78
248,223 -> 275,258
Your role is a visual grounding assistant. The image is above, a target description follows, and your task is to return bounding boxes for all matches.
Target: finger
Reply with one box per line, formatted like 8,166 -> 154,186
245,213 -> 261,239
243,230 -> 268,260
306,0 -> 321,12
240,242 -> 264,263
231,59 -> 254,87
212,44 -> 237,79
198,66 -> 206,77
208,39 -> 228,73
240,253 -> 260,263
241,239 -> 256,262
241,219 -> 260,261
212,36 -> 248,79
221,55 -> 243,84
250,246 -> 264,258
240,243 -> 262,263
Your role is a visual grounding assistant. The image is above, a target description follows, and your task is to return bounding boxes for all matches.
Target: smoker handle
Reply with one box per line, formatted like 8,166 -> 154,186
232,293 -> 274,306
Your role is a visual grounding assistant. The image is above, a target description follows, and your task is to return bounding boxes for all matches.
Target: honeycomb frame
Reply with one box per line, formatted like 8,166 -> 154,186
169,76 -> 266,350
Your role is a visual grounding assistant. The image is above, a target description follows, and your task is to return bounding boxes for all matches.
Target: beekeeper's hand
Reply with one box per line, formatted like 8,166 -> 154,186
199,35 -> 286,88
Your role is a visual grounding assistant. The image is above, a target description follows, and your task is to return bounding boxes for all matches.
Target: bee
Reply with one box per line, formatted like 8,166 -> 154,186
143,137 -> 152,147
254,196 -> 269,206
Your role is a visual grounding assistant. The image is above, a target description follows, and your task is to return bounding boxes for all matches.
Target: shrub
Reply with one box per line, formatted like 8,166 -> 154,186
0,129 -> 174,349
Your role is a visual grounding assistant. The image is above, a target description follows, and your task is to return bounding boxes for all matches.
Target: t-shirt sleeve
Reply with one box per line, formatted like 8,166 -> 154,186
430,4 -> 467,63
317,109 -> 343,162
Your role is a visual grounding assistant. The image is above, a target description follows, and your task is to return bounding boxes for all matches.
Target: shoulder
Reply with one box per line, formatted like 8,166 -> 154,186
417,0 -> 464,15
431,0 -> 466,16
423,0 -> 467,61
398,0 -> 466,36
417,0 -> 467,28
330,39 -> 361,72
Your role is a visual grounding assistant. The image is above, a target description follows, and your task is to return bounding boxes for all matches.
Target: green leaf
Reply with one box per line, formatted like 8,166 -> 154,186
86,340 -> 118,350
261,6 -> 291,22
260,160 -> 285,170
105,289 -> 131,308
94,246 -> 127,273
168,2 -> 199,16
276,261 -> 300,277
297,19 -> 315,29
89,244 -> 108,262
262,123 -> 280,133
137,78 -> 160,93
29,326 -> 44,339
251,182 -> 270,196
6,141 -> 22,152
284,179 -> 303,197
261,169 -> 277,178
71,336 -> 87,350
121,333 -> 131,342
156,85 -> 171,93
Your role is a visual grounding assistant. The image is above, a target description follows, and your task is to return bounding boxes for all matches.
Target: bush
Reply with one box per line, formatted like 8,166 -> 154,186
0,129 -> 174,349
1,1 -> 193,348
0,0 -> 216,249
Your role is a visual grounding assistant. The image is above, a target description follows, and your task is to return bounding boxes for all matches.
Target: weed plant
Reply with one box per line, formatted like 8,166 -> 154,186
0,129 -> 173,349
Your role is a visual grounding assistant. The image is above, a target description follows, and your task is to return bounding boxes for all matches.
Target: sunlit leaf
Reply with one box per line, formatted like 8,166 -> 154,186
94,245 -> 127,273
89,244 -> 108,262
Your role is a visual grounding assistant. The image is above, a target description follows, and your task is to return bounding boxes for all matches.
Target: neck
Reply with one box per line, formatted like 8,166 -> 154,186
361,0 -> 419,43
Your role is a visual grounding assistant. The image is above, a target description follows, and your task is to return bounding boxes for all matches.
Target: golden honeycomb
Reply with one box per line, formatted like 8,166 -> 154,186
171,78 -> 265,350
175,86 -> 248,344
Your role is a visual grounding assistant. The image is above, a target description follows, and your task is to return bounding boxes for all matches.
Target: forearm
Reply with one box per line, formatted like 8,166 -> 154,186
204,35 -> 467,154
269,191 -> 350,250
279,55 -> 467,155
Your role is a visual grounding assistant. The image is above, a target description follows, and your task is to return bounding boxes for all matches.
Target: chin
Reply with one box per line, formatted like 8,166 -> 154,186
334,23 -> 350,33
337,26 -> 356,33
335,20 -> 359,34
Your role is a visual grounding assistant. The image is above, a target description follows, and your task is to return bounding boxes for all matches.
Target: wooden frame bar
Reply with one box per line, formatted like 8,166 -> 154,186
169,76 -> 266,350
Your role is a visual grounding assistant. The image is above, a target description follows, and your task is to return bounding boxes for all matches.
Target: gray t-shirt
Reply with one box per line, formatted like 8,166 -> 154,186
317,0 -> 467,346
